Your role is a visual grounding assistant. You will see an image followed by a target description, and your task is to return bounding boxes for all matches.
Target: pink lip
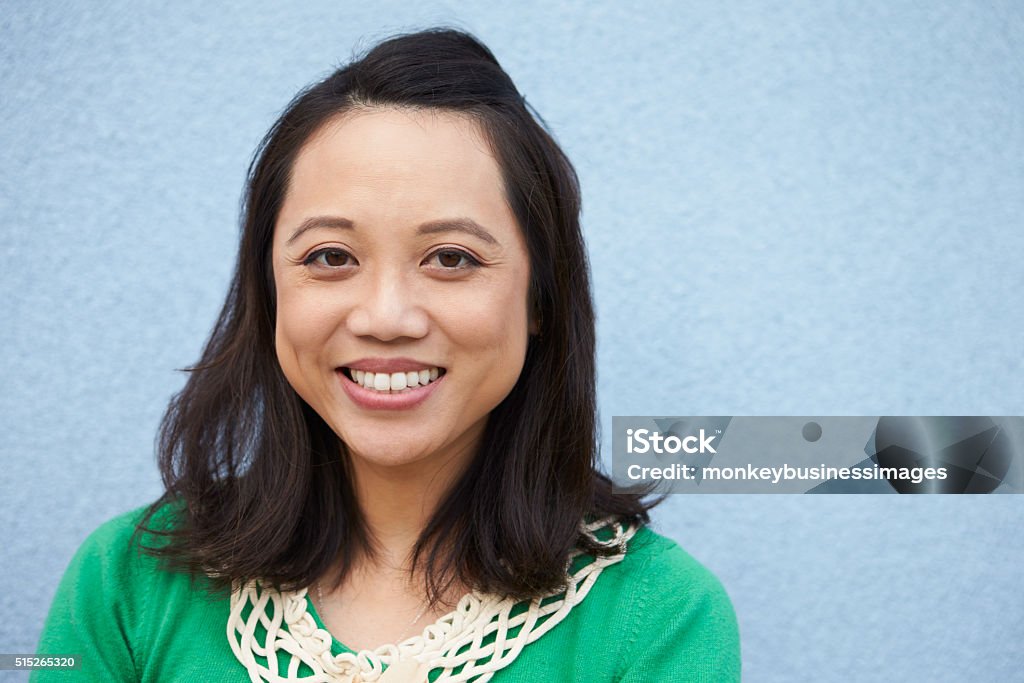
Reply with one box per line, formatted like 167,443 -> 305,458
343,357 -> 444,373
338,368 -> 444,410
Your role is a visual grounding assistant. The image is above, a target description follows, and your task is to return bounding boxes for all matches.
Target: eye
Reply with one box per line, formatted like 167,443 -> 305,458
304,248 -> 356,268
426,248 -> 480,270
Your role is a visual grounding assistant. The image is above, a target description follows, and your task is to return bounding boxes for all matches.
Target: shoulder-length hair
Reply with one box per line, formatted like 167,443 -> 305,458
139,27 -> 656,604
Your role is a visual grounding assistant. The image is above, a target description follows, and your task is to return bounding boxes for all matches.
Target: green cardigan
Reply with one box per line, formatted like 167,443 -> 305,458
33,507 -> 740,682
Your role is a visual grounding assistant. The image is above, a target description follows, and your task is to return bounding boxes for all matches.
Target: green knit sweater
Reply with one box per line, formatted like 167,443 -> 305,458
33,507 -> 740,682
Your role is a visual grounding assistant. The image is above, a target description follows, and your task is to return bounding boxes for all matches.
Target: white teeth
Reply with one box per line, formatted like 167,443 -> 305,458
349,367 -> 443,392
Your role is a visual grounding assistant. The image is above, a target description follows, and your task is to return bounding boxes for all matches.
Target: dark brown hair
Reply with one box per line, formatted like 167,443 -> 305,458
139,27 -> 656,604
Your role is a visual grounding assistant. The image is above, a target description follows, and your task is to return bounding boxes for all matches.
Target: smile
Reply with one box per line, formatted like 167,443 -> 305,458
341,367 -> 446,392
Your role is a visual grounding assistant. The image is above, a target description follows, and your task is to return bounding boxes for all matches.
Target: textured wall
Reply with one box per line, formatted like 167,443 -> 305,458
2,2 -> 1022,681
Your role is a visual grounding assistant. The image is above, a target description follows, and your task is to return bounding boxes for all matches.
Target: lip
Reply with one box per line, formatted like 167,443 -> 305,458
343,357 -> 444,373
337,366 -> 445,411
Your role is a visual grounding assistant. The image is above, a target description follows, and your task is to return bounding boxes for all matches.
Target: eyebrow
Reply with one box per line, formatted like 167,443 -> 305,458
416,218 -> 498,245
286,216 -> 354,245
286,215 -> 498,246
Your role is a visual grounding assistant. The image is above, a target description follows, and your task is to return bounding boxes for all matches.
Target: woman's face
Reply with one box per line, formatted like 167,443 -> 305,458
272,108 -> 534,476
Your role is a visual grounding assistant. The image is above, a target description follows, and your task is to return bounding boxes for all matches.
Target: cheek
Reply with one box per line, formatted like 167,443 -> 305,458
273,285 -> 339,386
444,274 -> 531,377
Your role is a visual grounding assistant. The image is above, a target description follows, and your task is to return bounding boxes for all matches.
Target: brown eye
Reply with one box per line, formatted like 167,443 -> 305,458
423,248 -> 481,271
323,251 -> 350,267
438,250 -> 464,268
304,248 -> 356,268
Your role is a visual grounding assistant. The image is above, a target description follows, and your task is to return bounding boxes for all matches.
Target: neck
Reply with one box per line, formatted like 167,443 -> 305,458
346,430 -> 480,576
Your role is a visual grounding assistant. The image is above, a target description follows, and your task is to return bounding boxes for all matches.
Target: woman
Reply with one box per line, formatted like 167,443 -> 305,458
35,29 -> 739,682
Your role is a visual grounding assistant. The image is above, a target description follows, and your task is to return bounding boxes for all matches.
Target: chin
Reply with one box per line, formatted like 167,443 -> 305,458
338,432 -> 451,468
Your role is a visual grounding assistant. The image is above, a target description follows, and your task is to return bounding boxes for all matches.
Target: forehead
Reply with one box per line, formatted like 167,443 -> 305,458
276,107 -> 511,236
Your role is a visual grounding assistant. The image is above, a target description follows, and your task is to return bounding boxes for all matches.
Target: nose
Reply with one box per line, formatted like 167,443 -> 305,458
345,269 -> 429,342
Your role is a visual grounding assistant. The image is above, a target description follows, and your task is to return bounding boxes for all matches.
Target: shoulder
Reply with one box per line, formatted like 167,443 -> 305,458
56,505 -> 155,588
581,520 -> 734,611
64,502 -> 180,578
620,524 -> 731,599
34,507 -> 149,681
75,505 -> 150,554
64,500 -> 203,613
583,521 -> 741,682
36,501 -> 245,681
34,502 -> 204,681
42,501 -> 185,617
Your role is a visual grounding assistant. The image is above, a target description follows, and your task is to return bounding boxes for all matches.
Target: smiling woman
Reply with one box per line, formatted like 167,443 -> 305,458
33,29 -> 740,682
273,109 -> 533,484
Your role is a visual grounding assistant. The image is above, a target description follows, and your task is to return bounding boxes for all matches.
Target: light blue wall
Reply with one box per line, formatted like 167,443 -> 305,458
2,2 -> 1021,681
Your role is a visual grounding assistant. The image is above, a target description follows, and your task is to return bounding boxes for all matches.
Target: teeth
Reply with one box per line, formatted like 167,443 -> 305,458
351,367 -> 443,392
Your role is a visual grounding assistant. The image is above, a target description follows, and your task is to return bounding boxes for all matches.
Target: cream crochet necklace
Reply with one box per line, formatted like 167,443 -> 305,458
227,517 -> 637,683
